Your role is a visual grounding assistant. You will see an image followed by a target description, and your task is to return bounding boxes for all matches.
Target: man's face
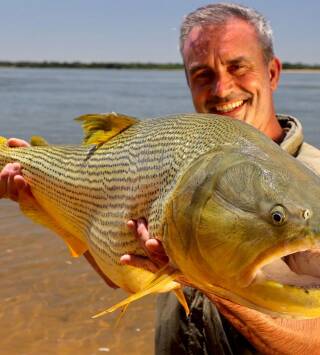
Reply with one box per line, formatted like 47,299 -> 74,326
183,18 -> 281,131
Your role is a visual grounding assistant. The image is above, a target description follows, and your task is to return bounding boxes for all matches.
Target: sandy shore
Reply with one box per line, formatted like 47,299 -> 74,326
0,200 -> 156,355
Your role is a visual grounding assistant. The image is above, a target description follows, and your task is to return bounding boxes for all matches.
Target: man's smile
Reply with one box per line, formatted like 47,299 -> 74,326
215,99 -> 245,113
206,99 -> 249,116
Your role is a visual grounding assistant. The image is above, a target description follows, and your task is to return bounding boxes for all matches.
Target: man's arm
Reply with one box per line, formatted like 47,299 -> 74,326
0,139 -> 118,288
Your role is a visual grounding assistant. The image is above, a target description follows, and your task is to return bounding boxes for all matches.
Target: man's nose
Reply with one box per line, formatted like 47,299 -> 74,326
211,72 -> 233,98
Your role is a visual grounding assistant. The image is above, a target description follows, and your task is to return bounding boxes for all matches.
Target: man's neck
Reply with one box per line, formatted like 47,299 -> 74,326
262,114 -> 285,143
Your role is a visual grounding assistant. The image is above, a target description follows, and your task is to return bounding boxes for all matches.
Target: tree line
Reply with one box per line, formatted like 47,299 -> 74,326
0,61 -> 319,70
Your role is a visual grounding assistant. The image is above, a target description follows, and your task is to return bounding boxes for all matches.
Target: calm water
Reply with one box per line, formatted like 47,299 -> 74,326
0,68 -> 319,355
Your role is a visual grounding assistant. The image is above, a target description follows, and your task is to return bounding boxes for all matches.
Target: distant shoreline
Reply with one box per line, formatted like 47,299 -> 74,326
282,69 -> 320,73
0,61 -> 320,71
0,61 -> 183,70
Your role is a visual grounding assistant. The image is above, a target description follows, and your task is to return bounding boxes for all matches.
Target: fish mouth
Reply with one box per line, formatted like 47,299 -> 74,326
251,246 -> 320,289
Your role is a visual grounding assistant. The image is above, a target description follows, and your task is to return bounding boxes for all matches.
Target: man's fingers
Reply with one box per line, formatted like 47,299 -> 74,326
145,239 -> 169,265
13,175 -> 28,191
127,218 -> 169,269
0,163 -> 19,199
145,239 -> 166,255
7,138 -> 30,148
136,218 -> 150,243
0,170 -> 8,197
120,254 -> 159,273
127,220 -> 138,236
1,162 -> 22,176
127,218 -> 150,247
0,162 -> 28,201
7,170 -> 19,201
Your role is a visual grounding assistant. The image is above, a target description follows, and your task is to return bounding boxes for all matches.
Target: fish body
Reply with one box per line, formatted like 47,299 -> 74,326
1,113 -> 320,318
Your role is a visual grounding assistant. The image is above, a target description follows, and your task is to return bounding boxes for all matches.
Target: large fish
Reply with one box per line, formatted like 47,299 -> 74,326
1,112 -> 320,319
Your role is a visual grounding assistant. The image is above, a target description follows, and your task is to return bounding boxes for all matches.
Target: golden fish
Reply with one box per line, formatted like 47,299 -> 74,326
1,112 -> 320,319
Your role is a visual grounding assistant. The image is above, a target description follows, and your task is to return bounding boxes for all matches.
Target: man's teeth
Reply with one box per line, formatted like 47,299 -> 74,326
215,100 -> 244,113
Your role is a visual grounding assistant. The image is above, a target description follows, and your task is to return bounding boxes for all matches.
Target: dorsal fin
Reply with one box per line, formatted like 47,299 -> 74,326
30,135 -> 49,146
75,112 -> 139,146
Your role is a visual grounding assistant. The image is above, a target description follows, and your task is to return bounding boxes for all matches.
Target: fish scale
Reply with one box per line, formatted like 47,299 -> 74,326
0,114 -> 241,292
4,112 -> 320,319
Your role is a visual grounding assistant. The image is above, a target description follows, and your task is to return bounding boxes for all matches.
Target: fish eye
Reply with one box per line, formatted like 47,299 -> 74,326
270,205 -> 287,226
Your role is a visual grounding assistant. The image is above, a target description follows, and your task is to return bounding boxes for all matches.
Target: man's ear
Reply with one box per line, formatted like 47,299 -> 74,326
269,57 -> 282,91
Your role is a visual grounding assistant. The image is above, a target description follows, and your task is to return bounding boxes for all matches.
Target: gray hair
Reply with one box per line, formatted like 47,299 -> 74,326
180,3 -> 274,63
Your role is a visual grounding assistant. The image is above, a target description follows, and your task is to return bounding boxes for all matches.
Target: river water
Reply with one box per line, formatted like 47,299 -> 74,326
0,68 -> 319,355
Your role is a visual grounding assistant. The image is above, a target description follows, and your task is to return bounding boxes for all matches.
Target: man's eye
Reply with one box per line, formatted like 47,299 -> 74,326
193,71 -> 212,84
229,65 -> 246,75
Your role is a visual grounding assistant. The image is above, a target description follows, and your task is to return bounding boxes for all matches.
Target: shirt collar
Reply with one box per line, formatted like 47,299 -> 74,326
277,114 -> 304,156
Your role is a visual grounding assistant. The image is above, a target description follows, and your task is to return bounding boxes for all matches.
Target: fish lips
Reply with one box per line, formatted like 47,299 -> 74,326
243,239 -> 320,290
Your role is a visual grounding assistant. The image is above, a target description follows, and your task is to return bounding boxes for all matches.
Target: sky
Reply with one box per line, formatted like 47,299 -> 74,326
1,0 -> 319,64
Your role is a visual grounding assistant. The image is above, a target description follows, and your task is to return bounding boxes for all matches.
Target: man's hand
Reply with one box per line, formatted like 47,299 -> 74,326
0,138 -> 30,201
120,219 -> 169,273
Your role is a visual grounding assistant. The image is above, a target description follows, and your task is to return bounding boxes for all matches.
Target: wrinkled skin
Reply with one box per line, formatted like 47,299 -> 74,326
183,18 -> 283,142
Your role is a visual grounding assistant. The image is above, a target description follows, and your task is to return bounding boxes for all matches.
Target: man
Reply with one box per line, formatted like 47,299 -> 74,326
121,3 -> 320,354
1,3 -> 320,354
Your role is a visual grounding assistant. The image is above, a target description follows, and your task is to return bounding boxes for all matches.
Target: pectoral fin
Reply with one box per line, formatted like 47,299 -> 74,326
18,190 -> 88,257
92,266 -> 189,318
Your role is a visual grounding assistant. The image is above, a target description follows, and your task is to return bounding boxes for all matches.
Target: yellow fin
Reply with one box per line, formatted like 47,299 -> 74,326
92,266 -> 188,319
0,136 -> 8,146
174,288 -> 190,316
114,304 -> 129,328
30,135 -> 49,146
75,112 -> 139,146
18,190 -> 88,257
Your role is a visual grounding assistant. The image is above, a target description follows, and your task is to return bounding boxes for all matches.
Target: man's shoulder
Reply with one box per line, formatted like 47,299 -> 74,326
277,114 -> 303,156
296,142 -> 320,175
277,114 -> 320,175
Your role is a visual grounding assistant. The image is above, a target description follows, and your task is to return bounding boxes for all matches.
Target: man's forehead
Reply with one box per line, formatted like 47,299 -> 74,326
183,26 -> 213,63
183,25 -> 215,55
182,20 -> 261,64
183,20 -> 258,51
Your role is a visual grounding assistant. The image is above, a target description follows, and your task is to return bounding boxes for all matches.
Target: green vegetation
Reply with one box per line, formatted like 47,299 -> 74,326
0,61 -> 183,70
282,62 -> 320,70
0,61 -> 319,70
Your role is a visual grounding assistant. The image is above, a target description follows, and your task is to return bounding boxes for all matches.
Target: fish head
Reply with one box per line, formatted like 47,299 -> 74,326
164,143 -> 320,318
